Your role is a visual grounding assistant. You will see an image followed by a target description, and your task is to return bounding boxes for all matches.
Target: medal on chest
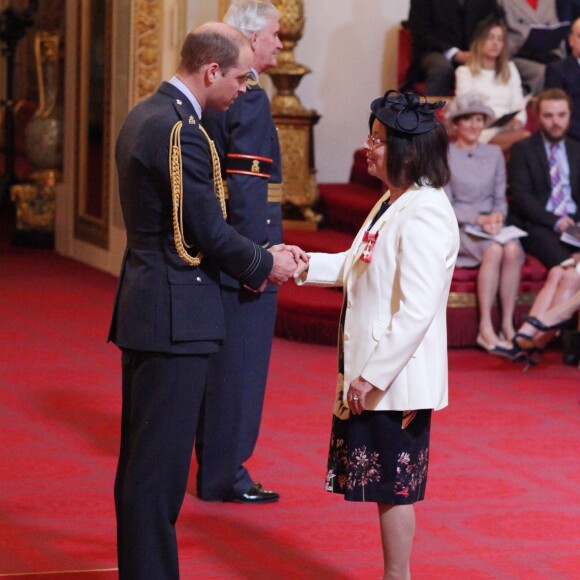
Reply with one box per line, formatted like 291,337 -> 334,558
359,230 -> 379,263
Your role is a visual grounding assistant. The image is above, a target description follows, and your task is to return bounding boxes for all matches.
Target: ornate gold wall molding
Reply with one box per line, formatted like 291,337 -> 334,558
131,0 -> 164,105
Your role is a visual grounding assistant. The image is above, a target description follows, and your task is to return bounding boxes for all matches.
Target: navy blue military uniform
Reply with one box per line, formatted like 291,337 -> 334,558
195,72 -> 283,500
109,81 -> 273,578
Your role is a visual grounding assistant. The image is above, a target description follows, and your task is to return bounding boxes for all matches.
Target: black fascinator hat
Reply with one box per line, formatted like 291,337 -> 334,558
370,90 -> 446,135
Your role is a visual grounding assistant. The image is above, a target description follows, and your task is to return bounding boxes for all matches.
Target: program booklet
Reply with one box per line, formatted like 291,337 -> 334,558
520,21 -> 570,55
560,223 -> 580,248
464,224 -> 528,244
489,110 -> 520,129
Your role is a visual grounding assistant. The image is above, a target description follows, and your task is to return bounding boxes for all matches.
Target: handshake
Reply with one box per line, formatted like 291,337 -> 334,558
263,243 -> 309,289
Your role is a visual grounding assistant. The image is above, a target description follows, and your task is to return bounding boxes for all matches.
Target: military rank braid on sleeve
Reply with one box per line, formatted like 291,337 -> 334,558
168,121 -> 228,267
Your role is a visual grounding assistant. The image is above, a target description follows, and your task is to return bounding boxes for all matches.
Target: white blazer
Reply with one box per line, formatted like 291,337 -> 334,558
297,184 -> 460,412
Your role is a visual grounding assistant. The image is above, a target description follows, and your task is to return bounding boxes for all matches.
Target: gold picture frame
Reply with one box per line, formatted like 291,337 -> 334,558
73,0 -> 112,249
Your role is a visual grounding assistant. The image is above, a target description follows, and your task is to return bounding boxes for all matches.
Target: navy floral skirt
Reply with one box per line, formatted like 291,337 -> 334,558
325,408 -> 432,504
329,294 -> 432,504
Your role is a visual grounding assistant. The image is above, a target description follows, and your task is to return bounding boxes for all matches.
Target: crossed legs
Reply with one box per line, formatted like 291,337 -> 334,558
516,267 -> 580,349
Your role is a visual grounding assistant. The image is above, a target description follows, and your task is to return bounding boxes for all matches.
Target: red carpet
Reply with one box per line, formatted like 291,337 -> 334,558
0,244 -> 579,579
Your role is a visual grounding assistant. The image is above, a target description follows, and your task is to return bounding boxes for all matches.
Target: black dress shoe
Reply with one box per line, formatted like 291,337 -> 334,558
228,483 -> 280,504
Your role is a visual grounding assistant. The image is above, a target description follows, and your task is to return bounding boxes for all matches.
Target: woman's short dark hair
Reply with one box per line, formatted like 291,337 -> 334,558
369,114 -> 450,189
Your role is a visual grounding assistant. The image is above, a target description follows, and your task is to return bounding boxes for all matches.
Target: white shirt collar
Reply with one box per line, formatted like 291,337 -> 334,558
541,135 -> 565,152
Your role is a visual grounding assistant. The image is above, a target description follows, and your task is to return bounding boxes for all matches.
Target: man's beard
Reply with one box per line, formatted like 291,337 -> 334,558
541,127 -> 568,143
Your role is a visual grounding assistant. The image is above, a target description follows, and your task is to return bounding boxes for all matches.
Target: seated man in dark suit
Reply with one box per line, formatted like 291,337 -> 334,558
509,88 -> 580,268
545,17 -> 580,140
407,0 -> 498,95
557,0 -> 580,22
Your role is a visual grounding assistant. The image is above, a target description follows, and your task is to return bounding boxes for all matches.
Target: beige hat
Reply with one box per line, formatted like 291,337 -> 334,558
445,92 -> 495,125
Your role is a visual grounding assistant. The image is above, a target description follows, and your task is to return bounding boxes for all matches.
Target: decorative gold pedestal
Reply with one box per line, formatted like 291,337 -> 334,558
275,111 -> 320,230
268,0 -> 321,228
10,170 -> 59,246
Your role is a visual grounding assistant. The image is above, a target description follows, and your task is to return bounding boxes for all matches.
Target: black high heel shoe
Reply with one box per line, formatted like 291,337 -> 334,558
525,315 -> 572,332
476,334 -> 520,358
513,332 -> 542,372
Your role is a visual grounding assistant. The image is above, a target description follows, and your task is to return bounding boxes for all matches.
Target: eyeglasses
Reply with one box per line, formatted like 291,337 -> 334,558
367,134 -> 387,149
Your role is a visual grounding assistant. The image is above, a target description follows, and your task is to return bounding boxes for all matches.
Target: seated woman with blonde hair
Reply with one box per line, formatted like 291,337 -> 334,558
455,17 -> 530,153
510,254 -> 580,369
445,92 -> 524,353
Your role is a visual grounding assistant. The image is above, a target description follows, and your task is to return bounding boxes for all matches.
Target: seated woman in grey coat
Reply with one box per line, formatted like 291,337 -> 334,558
445,92 -> 524,354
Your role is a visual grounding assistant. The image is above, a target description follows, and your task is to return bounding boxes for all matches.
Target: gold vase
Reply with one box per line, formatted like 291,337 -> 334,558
24,31 -> 63,170
268,0 -> 310,115
16,30 -> 62,240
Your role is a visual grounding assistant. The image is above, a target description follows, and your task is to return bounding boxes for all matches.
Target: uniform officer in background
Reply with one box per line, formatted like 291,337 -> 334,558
110,22 -> 304,578
195,0 -> 285,504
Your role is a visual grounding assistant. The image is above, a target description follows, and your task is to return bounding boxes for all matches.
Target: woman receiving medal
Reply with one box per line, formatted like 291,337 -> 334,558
296,91 -> 460,579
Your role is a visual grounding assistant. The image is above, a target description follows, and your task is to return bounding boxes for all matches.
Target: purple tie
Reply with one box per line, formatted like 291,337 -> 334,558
549,143 -> 567,217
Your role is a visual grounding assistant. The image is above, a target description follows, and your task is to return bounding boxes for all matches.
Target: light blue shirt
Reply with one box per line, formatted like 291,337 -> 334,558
543,138 -> 577,216
168,76 -> 202,119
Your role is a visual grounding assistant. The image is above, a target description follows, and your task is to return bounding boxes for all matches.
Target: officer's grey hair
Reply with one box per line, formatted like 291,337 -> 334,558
224,0 -> 281,37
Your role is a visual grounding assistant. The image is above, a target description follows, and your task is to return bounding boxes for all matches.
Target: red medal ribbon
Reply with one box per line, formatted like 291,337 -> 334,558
359,230 -> 379,263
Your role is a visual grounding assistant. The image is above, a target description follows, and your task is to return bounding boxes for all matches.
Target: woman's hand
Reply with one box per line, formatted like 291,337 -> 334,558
347,376 -> 379,415
477,212 -> 503,236
267,243 -> 310,281
508,118 -> 523,131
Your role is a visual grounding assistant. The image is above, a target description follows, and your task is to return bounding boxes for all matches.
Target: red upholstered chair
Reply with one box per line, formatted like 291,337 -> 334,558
524,97 -> 539,133
446,254 -> 547,347
397,23 -> 413,90
397,22 -> 425,94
